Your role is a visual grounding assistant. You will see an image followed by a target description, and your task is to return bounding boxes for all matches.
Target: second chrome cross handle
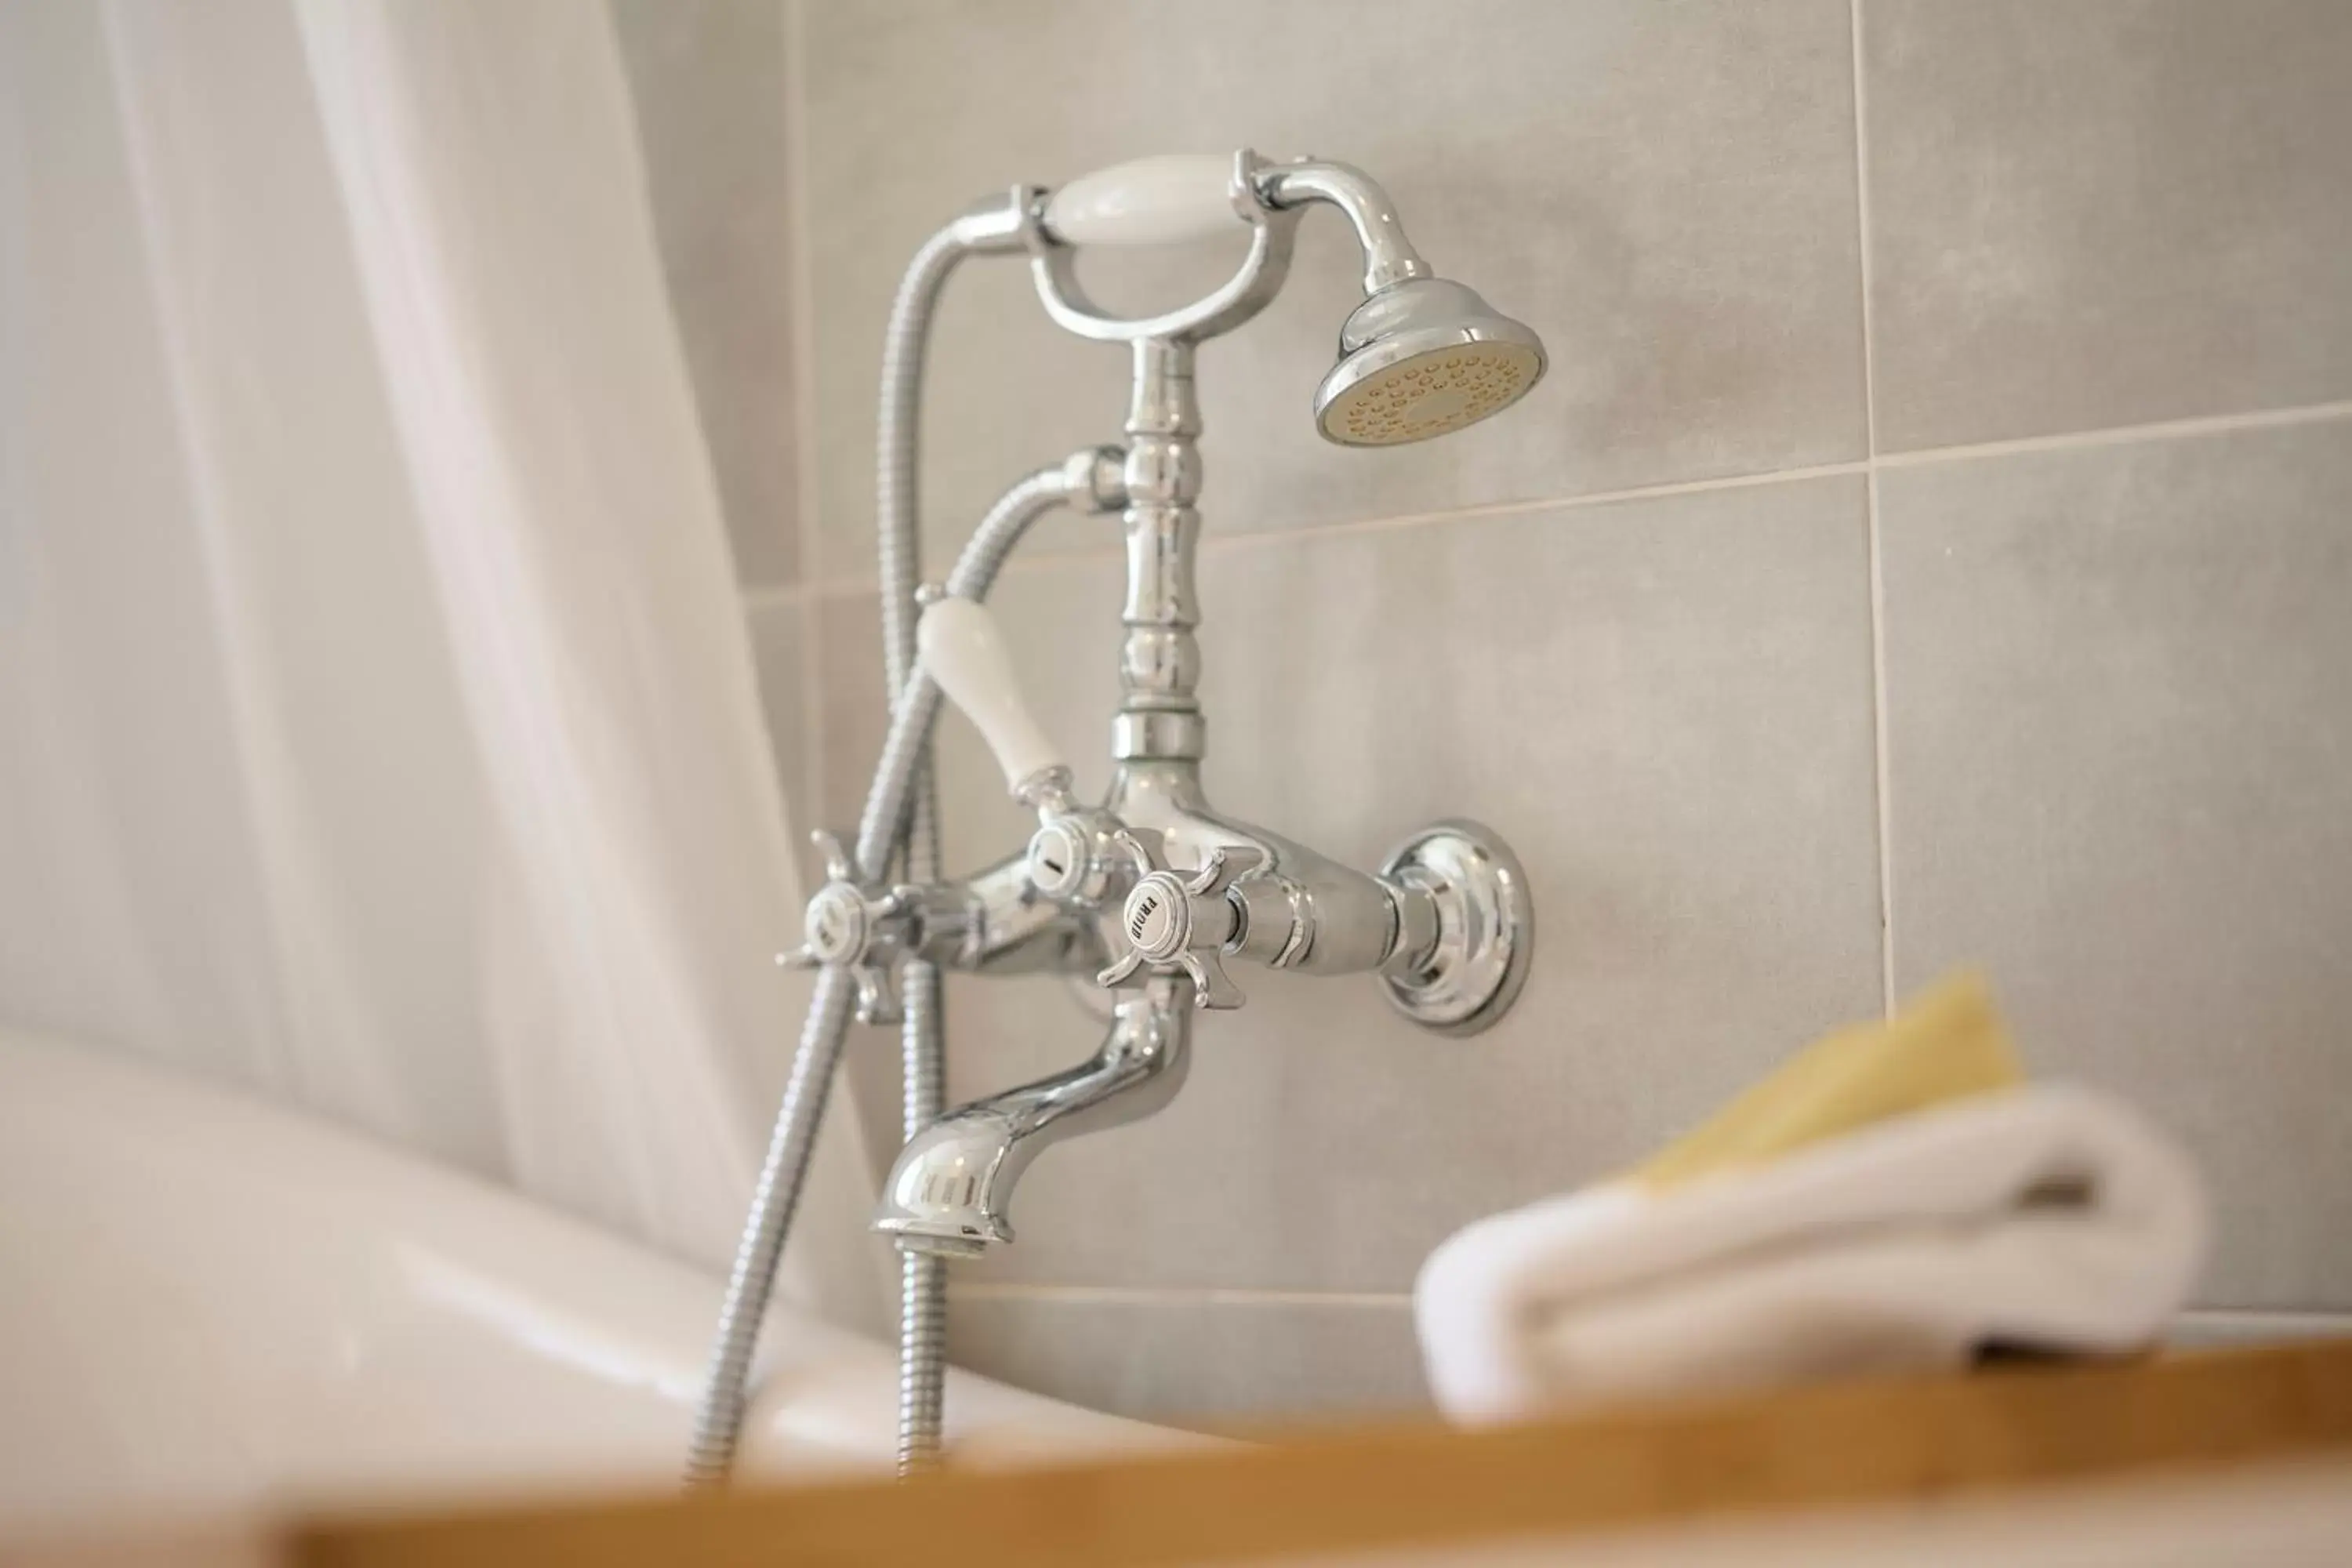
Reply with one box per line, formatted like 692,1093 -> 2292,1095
1094,831 -> 1261,1009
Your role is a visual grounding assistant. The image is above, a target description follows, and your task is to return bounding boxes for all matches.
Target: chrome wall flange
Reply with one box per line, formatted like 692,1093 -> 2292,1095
1377,820 -> 1534,1037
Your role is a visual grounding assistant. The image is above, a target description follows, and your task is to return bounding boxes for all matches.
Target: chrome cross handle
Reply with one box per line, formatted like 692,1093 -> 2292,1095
777,829 -> 917,1024
1095,831 -> 1264,1010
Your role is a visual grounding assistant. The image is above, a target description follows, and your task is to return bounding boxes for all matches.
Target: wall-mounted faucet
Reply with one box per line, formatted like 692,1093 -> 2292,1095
866,578 -> 1535,1254
695,150 -> 1544,1483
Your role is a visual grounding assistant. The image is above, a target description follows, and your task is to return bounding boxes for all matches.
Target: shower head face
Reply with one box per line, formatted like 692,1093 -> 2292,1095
1314,278 -> 1546,447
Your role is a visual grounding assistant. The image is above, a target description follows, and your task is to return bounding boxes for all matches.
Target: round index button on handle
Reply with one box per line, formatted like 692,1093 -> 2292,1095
1094,833 -> 1261,1010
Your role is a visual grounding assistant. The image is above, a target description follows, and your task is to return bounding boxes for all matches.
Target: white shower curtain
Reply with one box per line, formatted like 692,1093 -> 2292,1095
0,0 -> 882,1331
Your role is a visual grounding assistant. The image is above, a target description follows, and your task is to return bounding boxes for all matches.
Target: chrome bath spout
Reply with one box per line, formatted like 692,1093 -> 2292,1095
873,977 -> 1191,1257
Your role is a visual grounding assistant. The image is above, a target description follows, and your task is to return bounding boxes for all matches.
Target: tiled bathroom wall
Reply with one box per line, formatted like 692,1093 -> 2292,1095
619,0 -> 2352,1425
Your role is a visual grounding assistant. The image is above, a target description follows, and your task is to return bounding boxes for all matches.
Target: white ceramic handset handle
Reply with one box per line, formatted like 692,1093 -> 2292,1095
1041,154 -> 1245,247
917,597 -> 1064,795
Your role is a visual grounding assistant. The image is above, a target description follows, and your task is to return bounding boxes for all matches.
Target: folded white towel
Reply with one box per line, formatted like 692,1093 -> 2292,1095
1414,1084 -> 2209,1424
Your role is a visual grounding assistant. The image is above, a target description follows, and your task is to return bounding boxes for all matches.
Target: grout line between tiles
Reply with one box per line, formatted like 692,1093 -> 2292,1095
2176,1308 -> 2352,1334
1867,496 -> 1894,1019
794,394 -> 2352,602
941,1291 -> 2352,1334
1197,459 -> 1876,556
1850,0 -> 1896,1020
1874,397 -> 2352,470
779,0 -> 830,854
779,0 -> 822,596
800,459 -> 1877,600
949,1283 -> 1414,1310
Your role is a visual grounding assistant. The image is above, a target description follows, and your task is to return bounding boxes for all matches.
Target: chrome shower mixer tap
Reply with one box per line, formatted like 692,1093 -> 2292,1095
869,583 -> 1536,1258
697,148 -> 1545,1483
835,151 -> 1544,1257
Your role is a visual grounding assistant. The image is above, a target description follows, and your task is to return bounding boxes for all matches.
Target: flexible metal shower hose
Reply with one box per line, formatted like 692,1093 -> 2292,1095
684,461 -> 1081,1486
685,221 -> 965,1486
875,223 -> 964,1480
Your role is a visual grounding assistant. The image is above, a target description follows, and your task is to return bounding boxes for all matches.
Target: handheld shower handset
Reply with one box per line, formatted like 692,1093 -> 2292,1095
1036,151 -> 1548,444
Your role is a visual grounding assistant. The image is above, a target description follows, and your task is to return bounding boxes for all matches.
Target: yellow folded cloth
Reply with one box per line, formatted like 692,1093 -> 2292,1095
1638,971 -> 2024,1191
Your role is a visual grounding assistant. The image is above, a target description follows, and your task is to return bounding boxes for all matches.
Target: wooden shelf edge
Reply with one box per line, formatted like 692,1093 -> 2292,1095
292,1336 -> 2352,1568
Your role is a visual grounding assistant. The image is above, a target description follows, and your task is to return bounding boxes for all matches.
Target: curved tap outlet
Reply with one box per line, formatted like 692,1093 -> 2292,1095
874,978 -> 1191,1256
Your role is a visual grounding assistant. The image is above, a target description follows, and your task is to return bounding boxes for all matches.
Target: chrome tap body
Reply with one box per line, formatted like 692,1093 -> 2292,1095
702,147 -> 1543,1487
872,154 -> 1534,1256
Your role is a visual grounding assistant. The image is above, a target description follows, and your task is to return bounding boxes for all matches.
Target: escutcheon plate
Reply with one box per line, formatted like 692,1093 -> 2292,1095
1377,819 -> 1533,1037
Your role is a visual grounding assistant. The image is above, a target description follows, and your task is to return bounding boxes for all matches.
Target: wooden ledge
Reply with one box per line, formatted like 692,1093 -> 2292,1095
294,1337 -> 2352,1568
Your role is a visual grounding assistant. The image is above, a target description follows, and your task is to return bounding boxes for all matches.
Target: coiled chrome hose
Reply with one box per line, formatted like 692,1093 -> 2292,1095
684,459 -> 1094,1486
894,963 -> 948,1475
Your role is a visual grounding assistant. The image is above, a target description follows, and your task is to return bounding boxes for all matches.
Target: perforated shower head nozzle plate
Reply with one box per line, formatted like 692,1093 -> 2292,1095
1317,336 -> 1544,446
1312,278 -> 1547,447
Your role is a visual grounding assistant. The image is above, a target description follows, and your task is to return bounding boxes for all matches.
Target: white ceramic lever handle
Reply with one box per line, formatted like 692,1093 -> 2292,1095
917,597 -> 1064,796
1040,154 -> 1245,247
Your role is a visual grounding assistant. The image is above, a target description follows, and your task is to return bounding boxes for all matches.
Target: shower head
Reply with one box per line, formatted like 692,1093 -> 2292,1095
1035,152 -> 1548,444
1249,158 -> 1546,445
1313,278 -> 1546,446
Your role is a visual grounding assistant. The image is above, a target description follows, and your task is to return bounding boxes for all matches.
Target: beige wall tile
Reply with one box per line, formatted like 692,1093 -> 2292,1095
947,1291 -> 1426,1429
610,0 -> 802,588
808,587 -> 906,1180
785,0 -> 2352,1403
1881,420 -> 2352,1307
797,0 -> 1865,581
743,596 -> 819,879
1863,0 -> 2352,451
810,586 -> 891,837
